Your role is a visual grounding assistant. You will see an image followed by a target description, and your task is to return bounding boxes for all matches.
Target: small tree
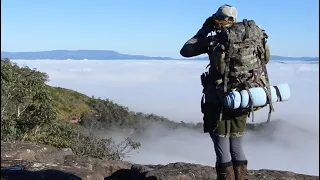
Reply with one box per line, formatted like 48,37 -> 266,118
1,58 -> 57,141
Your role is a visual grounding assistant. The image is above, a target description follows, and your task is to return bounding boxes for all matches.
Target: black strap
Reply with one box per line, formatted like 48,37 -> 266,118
261,86 -> 271,106
273,86 -> 282,102
201,94 -> 205,113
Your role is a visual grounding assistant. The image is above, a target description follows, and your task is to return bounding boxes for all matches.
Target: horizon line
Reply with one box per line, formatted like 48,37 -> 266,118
1,49 -> 319,59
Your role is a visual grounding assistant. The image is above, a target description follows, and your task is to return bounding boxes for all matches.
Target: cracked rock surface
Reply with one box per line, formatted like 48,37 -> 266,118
1,142 -> 319,180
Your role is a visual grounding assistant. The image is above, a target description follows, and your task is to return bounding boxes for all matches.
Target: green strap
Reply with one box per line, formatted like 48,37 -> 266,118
244,82 -> 255,122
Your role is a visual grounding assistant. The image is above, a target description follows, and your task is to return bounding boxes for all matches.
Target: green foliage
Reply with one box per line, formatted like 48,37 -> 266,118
1,58 -> 57,141
84,97 -> 132,127
31,121 -> 78,148
0,58 -> 141,160
72,134 -> 113,159
48,86 -> 92,121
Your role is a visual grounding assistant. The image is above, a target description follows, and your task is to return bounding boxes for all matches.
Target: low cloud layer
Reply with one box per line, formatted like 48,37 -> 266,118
13,59 -> 319,175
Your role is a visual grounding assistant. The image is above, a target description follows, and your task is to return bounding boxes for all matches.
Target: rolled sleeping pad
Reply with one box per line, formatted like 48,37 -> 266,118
224,83 -> 291,109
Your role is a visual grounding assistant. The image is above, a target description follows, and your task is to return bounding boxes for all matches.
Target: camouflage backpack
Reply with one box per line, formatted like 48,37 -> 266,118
208,19 -> 274,122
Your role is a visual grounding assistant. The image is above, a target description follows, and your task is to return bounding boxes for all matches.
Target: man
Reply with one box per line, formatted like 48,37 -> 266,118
180,4 -> 271,180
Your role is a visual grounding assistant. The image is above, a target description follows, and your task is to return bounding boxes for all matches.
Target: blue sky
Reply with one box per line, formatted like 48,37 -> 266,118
1,0 -> 319,58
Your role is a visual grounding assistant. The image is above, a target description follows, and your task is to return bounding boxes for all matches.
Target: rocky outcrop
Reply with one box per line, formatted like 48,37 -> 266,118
1,142 -> 130,180
1,142 -> 319,180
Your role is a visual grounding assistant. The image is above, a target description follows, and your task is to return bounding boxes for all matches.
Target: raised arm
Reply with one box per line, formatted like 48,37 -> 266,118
180,16 -> 216,58
180,35 -> 212,58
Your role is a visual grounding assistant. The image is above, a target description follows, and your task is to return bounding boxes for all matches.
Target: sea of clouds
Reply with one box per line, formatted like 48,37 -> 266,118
12,59 -> 319,176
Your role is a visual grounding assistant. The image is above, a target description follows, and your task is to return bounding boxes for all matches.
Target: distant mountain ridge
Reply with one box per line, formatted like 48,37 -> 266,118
1,50 -> 318,61
191,56 -> 319,61
1,50 -> 174,60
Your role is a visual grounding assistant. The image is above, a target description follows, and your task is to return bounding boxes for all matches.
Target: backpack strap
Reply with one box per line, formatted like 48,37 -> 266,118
243,19 -> 250,40
261,35 -> 274,122
243,81 -> 255,122
218,25 -> 235,122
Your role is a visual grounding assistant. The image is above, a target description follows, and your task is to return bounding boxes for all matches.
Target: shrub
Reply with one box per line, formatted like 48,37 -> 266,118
1,58 -> 140,160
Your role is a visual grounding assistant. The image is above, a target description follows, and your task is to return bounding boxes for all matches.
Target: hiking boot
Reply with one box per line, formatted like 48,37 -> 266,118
215,161 -> 234,180
232,160 -> 248,180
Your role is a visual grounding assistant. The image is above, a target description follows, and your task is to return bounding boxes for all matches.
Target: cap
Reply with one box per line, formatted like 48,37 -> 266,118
216,4 -> 238,20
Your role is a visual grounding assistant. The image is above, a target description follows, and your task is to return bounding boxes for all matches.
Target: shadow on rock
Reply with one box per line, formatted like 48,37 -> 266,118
104,169 -> 143,180
1,169 -> 82,180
